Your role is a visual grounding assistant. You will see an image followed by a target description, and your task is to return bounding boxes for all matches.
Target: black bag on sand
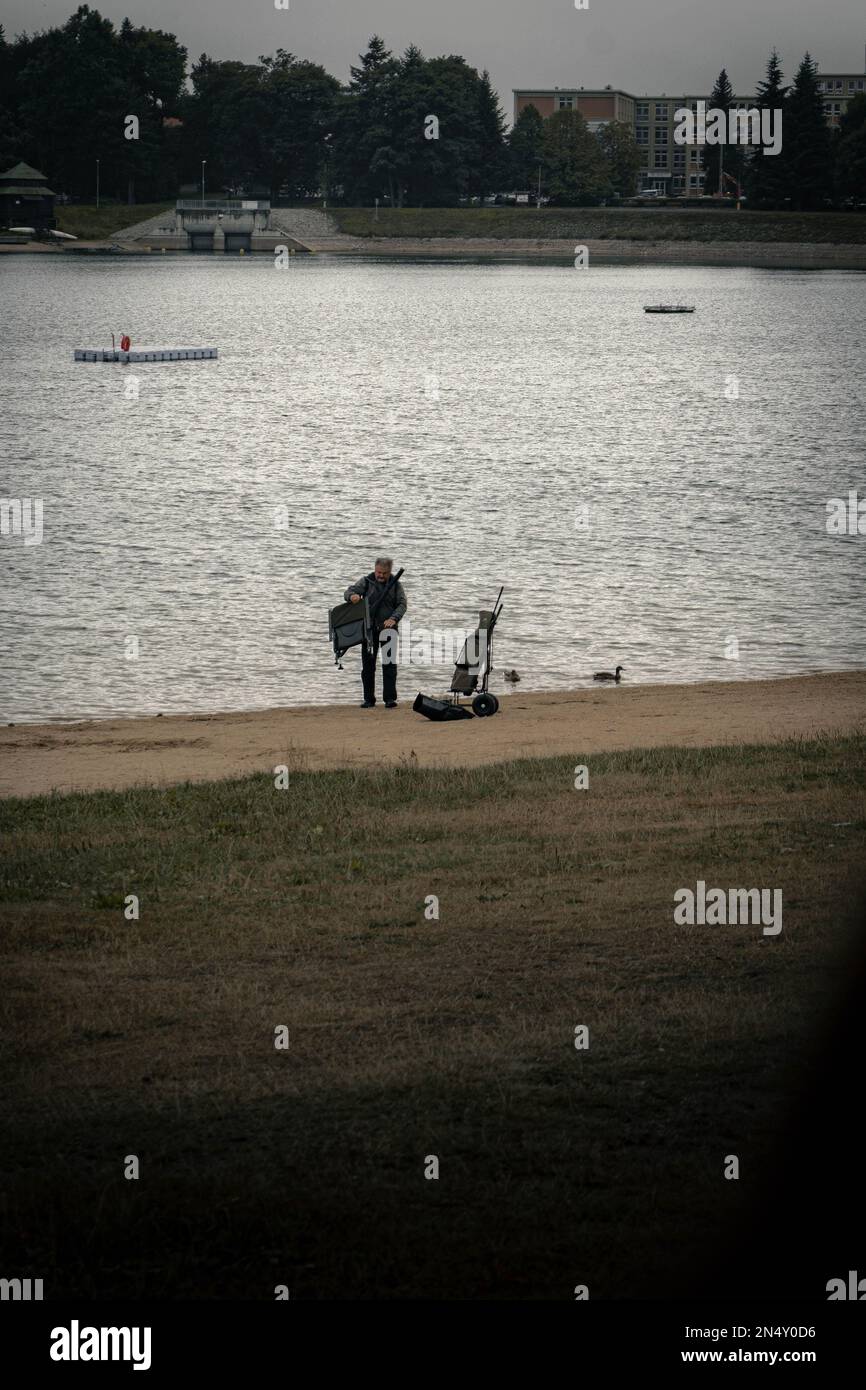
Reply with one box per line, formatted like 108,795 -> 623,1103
413,693 -> 473,721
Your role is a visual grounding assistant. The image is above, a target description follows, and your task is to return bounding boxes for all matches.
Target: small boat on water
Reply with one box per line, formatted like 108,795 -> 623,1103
644,304 -> 695,313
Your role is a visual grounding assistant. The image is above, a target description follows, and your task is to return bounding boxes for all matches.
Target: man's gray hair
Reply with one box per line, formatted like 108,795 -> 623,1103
374,556 -> 393,569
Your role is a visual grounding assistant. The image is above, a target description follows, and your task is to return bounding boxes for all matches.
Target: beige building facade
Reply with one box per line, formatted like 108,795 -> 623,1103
514,68 -> 865,195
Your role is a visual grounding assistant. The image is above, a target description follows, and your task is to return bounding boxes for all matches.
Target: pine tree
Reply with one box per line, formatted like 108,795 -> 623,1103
757,48 -> 787,107
332,35 -> 399,205
383,44 -> 428,207
785,53 -> 832,209
745,49 -> 789,208
474,71 -> 508,200
705,68 -> 734,196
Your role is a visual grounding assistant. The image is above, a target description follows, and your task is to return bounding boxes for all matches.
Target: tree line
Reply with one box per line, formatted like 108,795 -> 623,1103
0,7 -> 863,208
706,52 -> 866,209
0,7 -> 639,205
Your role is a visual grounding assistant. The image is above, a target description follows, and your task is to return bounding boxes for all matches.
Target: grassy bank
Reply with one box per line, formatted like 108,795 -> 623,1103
55,202 -> 171,240
331,205 -> 866,244
1,736 -> 864,1299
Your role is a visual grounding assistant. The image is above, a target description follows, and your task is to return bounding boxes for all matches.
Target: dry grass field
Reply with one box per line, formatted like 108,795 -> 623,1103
1,734 -> 864,1300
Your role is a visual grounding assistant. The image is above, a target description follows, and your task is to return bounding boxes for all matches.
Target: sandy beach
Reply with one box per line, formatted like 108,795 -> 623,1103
299,236 -> 866,270
3,671 -> 864,799
5,237 -> 866,270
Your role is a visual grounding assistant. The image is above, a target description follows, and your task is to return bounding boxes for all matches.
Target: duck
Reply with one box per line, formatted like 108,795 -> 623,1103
503,669 -> 521,683
593,665 -> 624,683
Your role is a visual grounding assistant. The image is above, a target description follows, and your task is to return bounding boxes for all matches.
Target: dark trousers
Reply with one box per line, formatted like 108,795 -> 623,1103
362,629 -> 398,703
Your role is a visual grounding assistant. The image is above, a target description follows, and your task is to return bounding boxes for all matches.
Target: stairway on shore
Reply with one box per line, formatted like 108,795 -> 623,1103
269,207 -> 361,249
113,209 -> 182,243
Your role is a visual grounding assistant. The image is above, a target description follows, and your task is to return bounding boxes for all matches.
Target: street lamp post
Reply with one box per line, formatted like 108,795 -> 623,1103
201,160 -> 206,202
322,134 -> 332,210
323,157 -> 328,211
96,159 -> 100,209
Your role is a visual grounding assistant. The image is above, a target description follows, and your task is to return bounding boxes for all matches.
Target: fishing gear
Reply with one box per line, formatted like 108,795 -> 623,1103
413,588 -> 504,720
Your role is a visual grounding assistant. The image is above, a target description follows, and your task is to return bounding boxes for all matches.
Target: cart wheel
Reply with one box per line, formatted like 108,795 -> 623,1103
488,694 -> 500,714
472,693 -> 497,717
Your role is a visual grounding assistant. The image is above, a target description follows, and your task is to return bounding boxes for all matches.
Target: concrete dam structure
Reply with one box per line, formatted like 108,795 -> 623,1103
177,199 -> 272,253
111,199 -> 312,254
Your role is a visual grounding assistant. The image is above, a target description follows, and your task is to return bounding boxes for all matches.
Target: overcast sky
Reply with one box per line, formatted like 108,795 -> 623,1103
4,0 -> 865,112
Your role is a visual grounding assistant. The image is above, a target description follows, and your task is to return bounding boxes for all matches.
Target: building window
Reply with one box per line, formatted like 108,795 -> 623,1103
834,103 -> 842,113
835,80 -> 843,91
817,81 -> 825,92
654,150 -> 668,168
655,102 -> 669,119
655,126 -> 669,144
556,95 -> 574,109
849,81 -> 855,92
858,80 -> 865,90
673,150 -> 685,168
636,126 -> 649,144
824,103 -> 832,114
673,175 -> 684,190
636,102 -> 649,118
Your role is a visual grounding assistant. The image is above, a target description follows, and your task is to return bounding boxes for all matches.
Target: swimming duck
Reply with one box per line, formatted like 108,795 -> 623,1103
593,666 -> 624,683
503,669 -> 521,683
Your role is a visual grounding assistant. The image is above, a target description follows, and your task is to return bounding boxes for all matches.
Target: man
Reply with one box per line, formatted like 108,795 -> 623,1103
345,557 -> 407,708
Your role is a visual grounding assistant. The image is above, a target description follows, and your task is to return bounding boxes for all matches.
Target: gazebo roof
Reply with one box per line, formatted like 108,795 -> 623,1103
1,161 -> 49,181
0,162 -> 54,197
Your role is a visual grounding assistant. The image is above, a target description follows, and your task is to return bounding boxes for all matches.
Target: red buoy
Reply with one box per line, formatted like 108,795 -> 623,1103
120,335 -> 131,352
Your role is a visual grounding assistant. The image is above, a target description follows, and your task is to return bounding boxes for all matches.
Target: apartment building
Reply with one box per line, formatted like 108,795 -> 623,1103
514,67 -> 865,195
818,72 -> 866,125
513,87 -> 635,129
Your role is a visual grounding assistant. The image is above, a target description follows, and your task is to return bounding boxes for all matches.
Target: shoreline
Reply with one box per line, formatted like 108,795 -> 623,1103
301,237 -> 866,270
2,670 -> 864,799
4,237 -> 866,269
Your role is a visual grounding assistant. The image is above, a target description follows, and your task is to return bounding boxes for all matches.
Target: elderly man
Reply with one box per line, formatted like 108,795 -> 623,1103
345,557 -> 408,708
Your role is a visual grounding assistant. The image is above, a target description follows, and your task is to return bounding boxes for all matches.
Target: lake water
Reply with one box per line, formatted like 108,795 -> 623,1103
2,254 -> 864,722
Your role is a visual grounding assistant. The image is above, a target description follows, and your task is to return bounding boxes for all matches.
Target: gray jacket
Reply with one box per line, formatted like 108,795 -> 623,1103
344,572 -> 407,627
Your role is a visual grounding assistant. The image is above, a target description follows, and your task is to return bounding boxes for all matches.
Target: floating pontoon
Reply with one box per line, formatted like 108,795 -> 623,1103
73,347 -> 218,362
